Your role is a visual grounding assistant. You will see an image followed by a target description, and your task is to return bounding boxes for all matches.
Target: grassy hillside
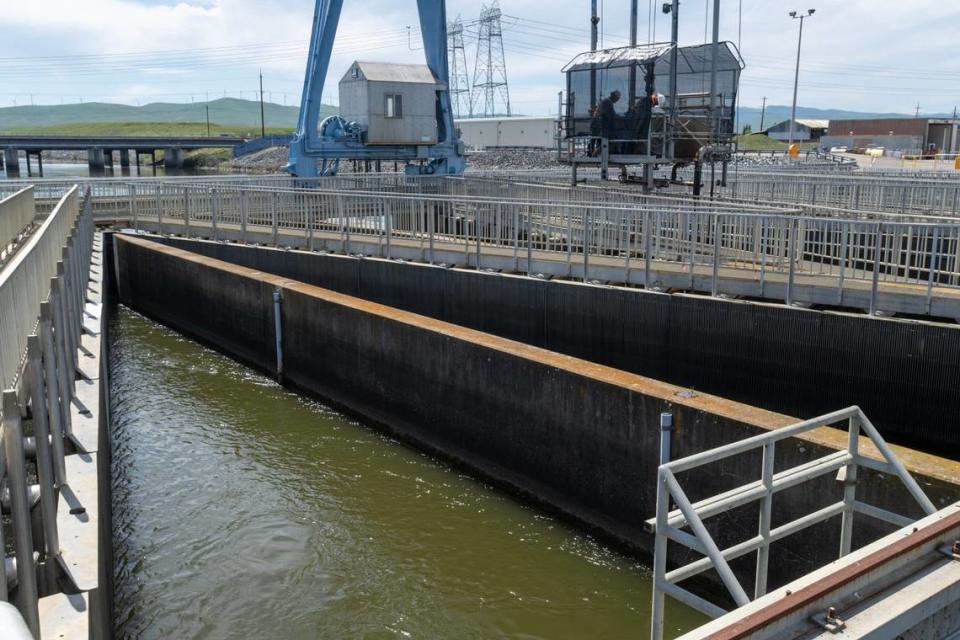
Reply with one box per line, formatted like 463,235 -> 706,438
0,121 -> 293,137
0,97 -> 334,132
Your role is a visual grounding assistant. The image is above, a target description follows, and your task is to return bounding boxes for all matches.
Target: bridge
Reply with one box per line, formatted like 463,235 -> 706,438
0,135 -> 246,177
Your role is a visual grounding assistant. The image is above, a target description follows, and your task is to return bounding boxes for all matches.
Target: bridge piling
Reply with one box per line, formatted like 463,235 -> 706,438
163,147 -> 183,173
120,149 -> 131,175
87,147 -> 105,176
4,147 -> 19,177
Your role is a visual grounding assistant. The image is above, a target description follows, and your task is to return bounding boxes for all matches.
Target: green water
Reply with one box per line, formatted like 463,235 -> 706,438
110,306 -> 706,639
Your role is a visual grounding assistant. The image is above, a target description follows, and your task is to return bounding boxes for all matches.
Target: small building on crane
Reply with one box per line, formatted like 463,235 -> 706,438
339,61 -> 445,146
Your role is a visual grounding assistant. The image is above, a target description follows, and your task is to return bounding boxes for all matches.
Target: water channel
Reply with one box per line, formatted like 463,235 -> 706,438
109,306 -> 706,639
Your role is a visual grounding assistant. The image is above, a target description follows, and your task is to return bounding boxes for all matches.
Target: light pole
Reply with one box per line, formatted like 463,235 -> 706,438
787,9 -> 815,147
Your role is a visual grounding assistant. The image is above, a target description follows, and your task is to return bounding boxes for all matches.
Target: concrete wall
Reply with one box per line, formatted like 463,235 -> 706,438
112,233 -> 960,596
150,237 -> 960,456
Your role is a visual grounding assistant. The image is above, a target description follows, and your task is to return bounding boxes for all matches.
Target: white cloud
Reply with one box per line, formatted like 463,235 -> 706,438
2,0 -> 959,114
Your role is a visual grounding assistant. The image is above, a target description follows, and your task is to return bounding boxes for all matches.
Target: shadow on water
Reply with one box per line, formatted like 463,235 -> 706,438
109,306 -> 706,640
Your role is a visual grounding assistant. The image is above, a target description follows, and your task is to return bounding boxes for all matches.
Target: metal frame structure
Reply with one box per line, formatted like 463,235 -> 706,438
286,0 -> 466,177
646,406 -> 937,640
0,185 -> 104,637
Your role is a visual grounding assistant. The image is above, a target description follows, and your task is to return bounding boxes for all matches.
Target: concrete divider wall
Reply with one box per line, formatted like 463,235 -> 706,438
151,237 -> 960,454
112,233 -> 960,595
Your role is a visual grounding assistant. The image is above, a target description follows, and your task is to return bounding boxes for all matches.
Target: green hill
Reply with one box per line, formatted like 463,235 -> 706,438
0,97 -> 335,133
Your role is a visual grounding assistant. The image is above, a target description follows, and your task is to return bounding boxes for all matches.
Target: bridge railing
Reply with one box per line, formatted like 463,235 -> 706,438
120,183 -> 960,317
0,185 -> 97,636
725,172 -> 960,217
0,187 -> 37,261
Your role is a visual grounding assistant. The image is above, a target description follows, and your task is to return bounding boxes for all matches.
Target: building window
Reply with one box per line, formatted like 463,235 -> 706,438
385,94 -> 403,119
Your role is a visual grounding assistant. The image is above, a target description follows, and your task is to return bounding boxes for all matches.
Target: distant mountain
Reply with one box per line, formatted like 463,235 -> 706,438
0,98 -> 335,131
736,105 -> 956,133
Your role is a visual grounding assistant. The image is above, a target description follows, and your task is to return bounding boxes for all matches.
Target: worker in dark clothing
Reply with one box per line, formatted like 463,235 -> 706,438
625,64 -> 658,154
599,90 -> 622,152
588,105 -> 602,156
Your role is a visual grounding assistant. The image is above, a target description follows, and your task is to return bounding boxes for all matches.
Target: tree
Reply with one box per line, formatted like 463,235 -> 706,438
741,124 -> 753,135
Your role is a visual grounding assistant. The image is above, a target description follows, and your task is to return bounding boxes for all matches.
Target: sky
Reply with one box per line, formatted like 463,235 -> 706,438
2,0 -> 959,116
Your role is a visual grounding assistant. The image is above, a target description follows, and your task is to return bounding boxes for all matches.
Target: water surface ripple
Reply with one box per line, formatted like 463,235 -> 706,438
110,306 -> 704,639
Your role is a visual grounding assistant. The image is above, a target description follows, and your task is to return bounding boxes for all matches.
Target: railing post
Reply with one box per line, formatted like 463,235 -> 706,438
183,186 -> 191,237
386,201 -> 394,260
155,183 -> 164,235
838,221 -> 849,305
240,190 -> 249,244
712,214 -> 721,297
755,442 -> 775,597
272,191 -> 280,247
26,336 -> 60,583
211,188 -> 219,241
49,279 -> 74,435
583,209 -> 590,282
869,223 -> 883,315
786,218 -> 798,306
650,469 -> 669,640
839,414 -> 860,557
130,183 -> 139,231
3,391 -> 40,638
644,210 -> 653,288
926,226 -> 940,315
40,303 -> 67,485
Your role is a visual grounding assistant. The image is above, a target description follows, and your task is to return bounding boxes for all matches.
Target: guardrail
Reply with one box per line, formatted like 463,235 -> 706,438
0,185 -> 99,637
0,187 -> 37,260
118,182 -> 960,318
646,406 -> 936,640
0,187 -> 81,390
726,172 -> 960,217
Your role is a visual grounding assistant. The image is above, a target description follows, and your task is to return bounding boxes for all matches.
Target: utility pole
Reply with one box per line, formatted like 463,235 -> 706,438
590,0 -> 599,109
914,103 -> 921,118
787,9 -> 815,146
759,96 -> 767,131
629,0 -> 638,101
666,0 -> 680,159
259,69 -> 266,137
709,0 -> 720,142
206,104 -> 211,137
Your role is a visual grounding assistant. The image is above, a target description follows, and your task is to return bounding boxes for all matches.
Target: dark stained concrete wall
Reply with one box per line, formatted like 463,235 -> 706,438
152,236 -> 960,454
113,234 -> 960,595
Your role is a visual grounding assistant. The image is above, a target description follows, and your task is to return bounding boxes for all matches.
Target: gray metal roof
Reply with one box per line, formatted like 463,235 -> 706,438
344,61 -> 441,85
795,119 -> 830,129
563,42 -> 744,73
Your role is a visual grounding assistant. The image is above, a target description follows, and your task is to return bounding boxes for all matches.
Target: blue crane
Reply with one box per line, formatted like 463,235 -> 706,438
285,0 -> 466,177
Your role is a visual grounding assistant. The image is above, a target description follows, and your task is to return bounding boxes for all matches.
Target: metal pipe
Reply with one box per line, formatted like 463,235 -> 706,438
709,0 -> 720,143
272,289 -> 284,381
3,391 -> 40,637
667,0 -> 680,160
660,412 -> 672,466
663,470 -> 751,607
26,336 -> 60,571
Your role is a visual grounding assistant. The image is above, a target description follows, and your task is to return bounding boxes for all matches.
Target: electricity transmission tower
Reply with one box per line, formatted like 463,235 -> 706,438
471,2 -> 511,117
447,17 -> 472,119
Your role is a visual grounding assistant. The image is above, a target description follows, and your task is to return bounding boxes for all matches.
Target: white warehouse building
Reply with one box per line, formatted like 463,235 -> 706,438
455,116 -> 558,150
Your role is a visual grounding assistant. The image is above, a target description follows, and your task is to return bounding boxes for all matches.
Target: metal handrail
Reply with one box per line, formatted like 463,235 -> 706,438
0,187 -> 36,258
0,186 -> 96,636
647,406 -> 937,640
